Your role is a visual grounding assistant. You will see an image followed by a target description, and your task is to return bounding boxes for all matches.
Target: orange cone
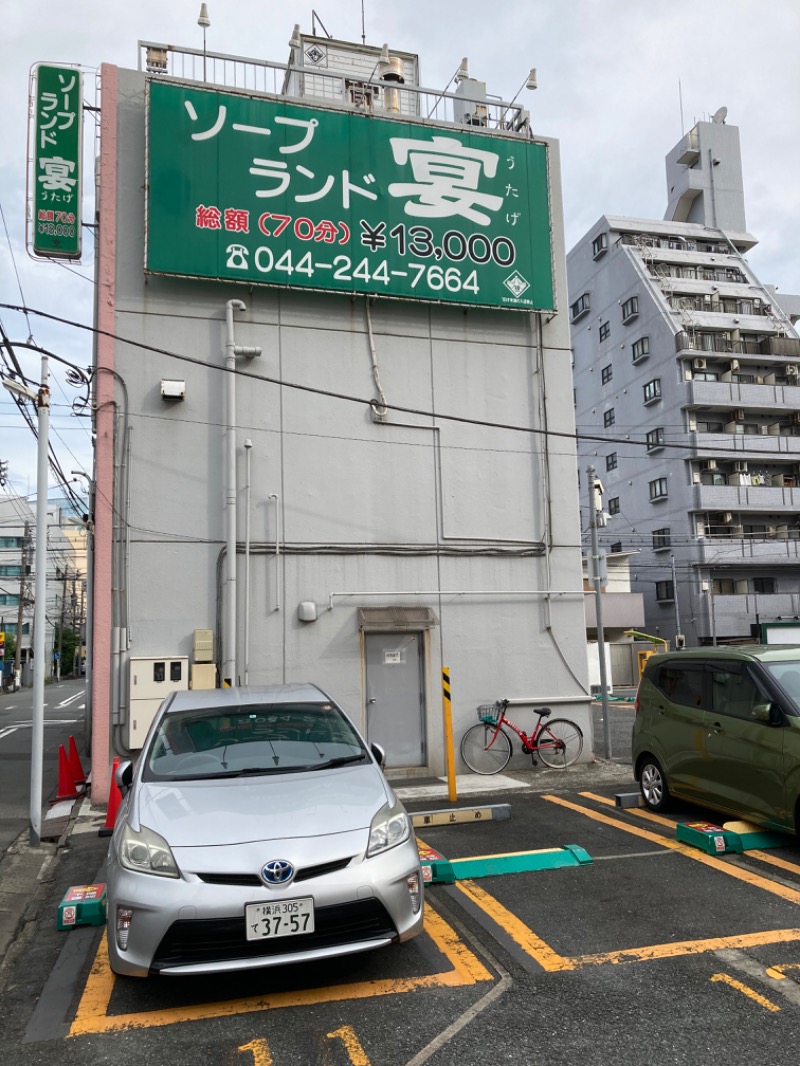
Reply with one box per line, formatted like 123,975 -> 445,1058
68,735 -> 86,785
98,757 -> 121,837
53,744 -> 80,802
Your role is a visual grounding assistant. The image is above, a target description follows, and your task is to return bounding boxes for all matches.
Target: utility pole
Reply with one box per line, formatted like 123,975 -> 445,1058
587,465 -> 612,759
671,554 -> 683,648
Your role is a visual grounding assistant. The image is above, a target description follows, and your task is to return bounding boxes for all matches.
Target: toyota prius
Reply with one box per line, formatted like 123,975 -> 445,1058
105,684 -> 424,977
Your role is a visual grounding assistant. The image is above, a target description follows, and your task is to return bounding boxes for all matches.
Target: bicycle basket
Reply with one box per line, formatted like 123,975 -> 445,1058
477,702 -> 503,724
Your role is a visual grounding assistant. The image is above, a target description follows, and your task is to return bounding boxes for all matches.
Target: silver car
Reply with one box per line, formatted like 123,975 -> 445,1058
106,684 -> 424,977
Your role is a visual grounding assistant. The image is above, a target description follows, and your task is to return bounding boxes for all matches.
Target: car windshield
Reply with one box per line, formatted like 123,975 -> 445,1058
763,662 -> 800,711
143,702 -> 368,781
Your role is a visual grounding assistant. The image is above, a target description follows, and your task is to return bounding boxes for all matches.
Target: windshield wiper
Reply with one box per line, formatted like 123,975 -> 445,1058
312,753 -> 368,770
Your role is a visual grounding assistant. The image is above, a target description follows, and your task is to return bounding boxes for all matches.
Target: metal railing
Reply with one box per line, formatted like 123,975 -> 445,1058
137,41 -> 533,134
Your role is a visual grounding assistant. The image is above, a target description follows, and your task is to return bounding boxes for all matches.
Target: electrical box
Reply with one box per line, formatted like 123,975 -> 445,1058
193,629 -> 214,663
128,656 -> 189,748
191,663 -> 217,690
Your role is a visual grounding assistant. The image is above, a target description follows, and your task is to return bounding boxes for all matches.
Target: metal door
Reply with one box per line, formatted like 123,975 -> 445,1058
364,632 -> 426,768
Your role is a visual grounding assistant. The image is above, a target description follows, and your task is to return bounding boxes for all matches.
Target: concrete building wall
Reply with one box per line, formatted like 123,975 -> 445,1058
90,61 -> 589,785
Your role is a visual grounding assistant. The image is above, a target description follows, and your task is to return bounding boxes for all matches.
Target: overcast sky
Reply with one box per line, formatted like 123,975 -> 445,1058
2,0 -> 798,498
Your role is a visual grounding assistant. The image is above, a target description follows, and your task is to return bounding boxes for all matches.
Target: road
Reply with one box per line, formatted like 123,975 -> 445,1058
0,677 -> 88,851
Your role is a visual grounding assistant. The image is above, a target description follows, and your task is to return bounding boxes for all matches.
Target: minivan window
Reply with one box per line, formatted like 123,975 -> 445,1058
763,662 -> 800,712
708,663 -> 762,721
654,664 -> 706,709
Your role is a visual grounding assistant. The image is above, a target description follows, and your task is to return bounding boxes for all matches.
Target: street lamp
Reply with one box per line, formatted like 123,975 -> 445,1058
2,361 -> 50,846
198,4 -> 210,81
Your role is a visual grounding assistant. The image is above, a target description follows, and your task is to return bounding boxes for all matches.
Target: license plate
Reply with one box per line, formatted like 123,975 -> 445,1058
245,897 -> 315,941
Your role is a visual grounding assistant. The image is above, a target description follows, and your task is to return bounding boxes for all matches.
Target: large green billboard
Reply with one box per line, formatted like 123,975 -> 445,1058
145,80 -> 555,311
32,64 -> 83,259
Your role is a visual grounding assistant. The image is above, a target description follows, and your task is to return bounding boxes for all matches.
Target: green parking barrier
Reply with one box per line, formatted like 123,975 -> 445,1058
57,883 -> 108,931
676,820 -> 787,855
418,842 -> 592,884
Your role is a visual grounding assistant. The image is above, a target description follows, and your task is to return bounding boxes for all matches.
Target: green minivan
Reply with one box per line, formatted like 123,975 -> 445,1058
632,646 -> 800,830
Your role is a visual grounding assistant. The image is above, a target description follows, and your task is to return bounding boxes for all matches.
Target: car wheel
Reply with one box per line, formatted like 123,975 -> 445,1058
639,756 -> 670,812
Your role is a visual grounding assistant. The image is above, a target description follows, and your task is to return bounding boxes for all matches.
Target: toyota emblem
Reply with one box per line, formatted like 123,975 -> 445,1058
261,859 -> 295,886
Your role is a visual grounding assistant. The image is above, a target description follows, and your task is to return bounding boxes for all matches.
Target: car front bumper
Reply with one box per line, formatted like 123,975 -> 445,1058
106,832 -> 423,977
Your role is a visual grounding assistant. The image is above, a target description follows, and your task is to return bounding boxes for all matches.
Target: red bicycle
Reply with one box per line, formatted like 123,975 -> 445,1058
460,700 -> 583,774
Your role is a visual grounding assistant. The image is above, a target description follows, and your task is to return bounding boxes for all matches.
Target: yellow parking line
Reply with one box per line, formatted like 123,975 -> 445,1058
571,928 -> 800,968
542,794 -> 800,906
69,903 -> 492,1037
710,972 -> 781,1012
579,791 -> 800,880
455,879 -> 574,971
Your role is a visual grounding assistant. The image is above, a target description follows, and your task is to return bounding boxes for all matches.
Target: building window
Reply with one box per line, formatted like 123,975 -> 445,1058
0,537 -> 23,549
0,565 -> 22,578
608,497 -> 620,515
0,594 -> 19,607
646,427 -> 665,451
752,577 -> 776,595
655,580 -> 674,601
696,420 -> 725,434
610,541 -> 622,553
712,578 -> 737,595
599,321 -> 611,343
601,364 -> 613,384
652,527 -> 671,551
592,232 -> 608,259
603,408 -> 615,428
632,336 -> 650,362
621,296 -> 639,323
606,452 -> 618,471
570,293 -> 590,322
649,478 -> 668,501
643,379 -> 662,404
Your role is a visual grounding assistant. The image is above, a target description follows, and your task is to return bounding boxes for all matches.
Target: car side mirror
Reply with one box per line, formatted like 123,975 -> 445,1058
370,742 -> 386,768
752,702 -> 781,726
115,759 -> 134,794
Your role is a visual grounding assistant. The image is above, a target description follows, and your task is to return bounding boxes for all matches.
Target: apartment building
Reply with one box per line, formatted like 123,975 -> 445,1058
569,114 -> 800,647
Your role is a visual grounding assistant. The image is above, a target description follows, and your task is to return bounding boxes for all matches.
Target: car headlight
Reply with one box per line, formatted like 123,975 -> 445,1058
119,823 -> 180,878
367,800 -> 410,857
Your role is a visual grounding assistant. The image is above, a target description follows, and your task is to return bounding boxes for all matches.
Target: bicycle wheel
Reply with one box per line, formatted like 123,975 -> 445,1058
535,718 -> 583,768
460,723 -> 513,775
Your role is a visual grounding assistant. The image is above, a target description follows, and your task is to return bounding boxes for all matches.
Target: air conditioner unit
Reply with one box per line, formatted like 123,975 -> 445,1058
717,512 -> 734,524
733,409 -> 746,421
701,459 -> 718,471
787,365 -> 799,377
729,359 -> 740,373
693,357 -> 707,370
734,461 -> 748,473
759,424 -> 770,434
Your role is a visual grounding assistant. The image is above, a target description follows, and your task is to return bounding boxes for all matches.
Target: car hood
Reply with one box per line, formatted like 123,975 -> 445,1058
131,763 -> 393,847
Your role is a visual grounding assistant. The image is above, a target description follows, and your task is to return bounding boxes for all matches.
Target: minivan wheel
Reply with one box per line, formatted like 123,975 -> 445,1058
640,756 -> 670,812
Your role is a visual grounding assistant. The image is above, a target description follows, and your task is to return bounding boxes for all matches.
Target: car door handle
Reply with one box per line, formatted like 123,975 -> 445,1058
710,721 -> 724,733
367,698 -> 377,704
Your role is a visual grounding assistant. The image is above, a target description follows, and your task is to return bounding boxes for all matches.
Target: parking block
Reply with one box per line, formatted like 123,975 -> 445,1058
57,883 -> 108,931
676,820 -> 787,855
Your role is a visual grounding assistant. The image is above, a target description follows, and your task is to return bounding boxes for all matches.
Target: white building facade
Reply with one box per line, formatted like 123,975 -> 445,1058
569,115 -> 800,649
87,33 -> 589,797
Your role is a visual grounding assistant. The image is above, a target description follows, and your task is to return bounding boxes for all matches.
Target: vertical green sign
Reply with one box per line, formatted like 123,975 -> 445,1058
146,81 -> 554,311
32,64 -> 83,259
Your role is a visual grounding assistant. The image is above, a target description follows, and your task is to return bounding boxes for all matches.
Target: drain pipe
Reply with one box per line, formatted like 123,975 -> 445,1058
243,439 -> 253,685
223,300 -> 261,686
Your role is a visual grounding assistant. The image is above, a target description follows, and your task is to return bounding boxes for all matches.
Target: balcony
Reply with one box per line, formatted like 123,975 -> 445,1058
708,594 -> 800,639
693,483 -> 800,512
696,538 -> 800,564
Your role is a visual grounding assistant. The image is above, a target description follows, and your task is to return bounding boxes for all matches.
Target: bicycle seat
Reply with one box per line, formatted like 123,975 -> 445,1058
536,707 -> 552,718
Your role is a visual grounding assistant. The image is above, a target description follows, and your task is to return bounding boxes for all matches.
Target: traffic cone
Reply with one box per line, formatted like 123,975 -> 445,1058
98,757 -> 121,837
53,744 -> 80,802
67,735 -> 86,786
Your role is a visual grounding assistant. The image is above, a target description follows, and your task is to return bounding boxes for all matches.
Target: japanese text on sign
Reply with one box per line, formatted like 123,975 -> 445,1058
146,81 -> 554,311
32,64 -> 83,259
